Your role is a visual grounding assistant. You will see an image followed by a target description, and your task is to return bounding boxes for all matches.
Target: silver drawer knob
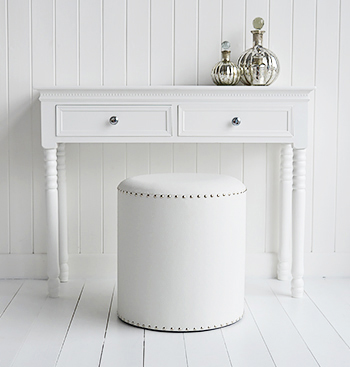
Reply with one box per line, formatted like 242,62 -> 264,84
109,116 -> 118,125
232,117 -> 241,126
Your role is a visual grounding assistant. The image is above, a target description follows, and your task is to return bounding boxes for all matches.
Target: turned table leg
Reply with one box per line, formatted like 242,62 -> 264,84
278,144 -> 293,281
57,144 -> 69,282
44,148 -> 60,297
291,148 -> 306,298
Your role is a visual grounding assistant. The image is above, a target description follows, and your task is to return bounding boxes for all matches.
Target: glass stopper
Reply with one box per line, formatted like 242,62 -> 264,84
221,41 -> 231,50
253,17 -> 264,30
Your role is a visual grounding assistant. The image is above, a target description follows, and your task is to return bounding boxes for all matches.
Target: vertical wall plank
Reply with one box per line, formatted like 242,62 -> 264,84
265,144 -> 280,253
150,144 -> 173,173
126,144 -> 150,177
291,0 -> 316,87
66,144 -> 80,255
174,0 -> 197,85
269,0 -> 293,86
32,0 -> 55,254
335,0 -> 350,252
196,144 -> 220,174
197,0 -> 221,85
150,0 -> 173,85
222,0 -> 245,62
173,144 -> 197,173
0,0 -> 9,253
292,0 -> 317,253
244,144 -> 267,253
103,0 -> 126,86
127,0 -> 150,86
220,144 -> 243,180
103,144 -> 126,254
80,144 -> 103,254
56,0 -> 78,86
8,0 -> 33,254
80,0 -> 102,86
312,0 -> 340,253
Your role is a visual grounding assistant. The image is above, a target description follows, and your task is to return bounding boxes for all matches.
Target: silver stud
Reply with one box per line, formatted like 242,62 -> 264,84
142,324 -> 145,327
197,194 -> 201,198
140,193 -> 143,196
189,195 -> 193,198
174,195 -> 178,198
155,326 -> 158,329
148,325 -> 151,328
182,195 -> 186,198
153,195 -> 157,198
223,193 -> 226,196
204,195 -> 207,198
178,327 -> 181,330
167,194 -> 171,198
210,194 -> 214,198
160,194 -> 164,198
163,327 -> 166,330
170,327 -> 173,330
217,194 -> 220,197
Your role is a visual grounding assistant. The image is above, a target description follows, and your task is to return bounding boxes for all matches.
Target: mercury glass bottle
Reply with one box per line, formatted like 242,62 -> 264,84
211,41 -> 240,86
237,17 -> 279,86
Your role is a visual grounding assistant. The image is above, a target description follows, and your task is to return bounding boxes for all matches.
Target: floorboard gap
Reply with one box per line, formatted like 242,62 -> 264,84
54,283 -> 85,367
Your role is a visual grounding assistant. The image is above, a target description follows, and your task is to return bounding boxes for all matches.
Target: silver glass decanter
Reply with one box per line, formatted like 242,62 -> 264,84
237,17 -> 279,86
211,41 -> 240,85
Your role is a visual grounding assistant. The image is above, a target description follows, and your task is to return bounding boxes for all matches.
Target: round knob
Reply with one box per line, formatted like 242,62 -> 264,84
109,116 -> 118,125
232,117 -> 241,126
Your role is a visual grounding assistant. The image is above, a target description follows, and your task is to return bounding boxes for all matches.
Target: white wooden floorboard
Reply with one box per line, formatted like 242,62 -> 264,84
55,279 -> 115,367
184,327 -> 232,367
0,280 -> 47,367
10,280 -> 84,367
144,330 -> 188,367
221,301 -> 275,367
269,279 -> 350,367
0,279 -> 23,315
99,293 -> 144,367
304,278 -> 350,349
245,279 -> 319,367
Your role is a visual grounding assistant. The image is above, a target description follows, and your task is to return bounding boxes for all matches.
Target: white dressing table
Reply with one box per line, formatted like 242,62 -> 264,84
38,86 -> 313,298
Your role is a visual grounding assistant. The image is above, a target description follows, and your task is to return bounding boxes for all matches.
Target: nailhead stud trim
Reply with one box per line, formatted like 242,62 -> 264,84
118,314 -> 244,332
118,188 -> 247,198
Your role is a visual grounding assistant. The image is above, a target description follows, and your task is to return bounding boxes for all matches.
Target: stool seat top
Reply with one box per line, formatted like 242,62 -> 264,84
118,173 -> 246,196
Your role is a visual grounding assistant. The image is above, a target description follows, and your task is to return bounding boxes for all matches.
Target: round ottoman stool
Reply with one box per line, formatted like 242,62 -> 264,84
117,173 -> 246,332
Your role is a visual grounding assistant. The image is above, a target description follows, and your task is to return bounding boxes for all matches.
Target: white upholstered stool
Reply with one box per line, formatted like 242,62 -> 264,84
117,173 -> 247,332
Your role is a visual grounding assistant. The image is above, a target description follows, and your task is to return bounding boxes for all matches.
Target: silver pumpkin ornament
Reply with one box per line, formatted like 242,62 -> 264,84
211,41 -> 240,85
238,17 -> 279,86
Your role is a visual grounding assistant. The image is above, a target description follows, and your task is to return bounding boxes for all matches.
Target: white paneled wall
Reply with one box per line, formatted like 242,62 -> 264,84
0,0 -> 349,278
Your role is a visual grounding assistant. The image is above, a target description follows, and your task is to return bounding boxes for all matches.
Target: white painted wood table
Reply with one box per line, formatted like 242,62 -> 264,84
38,86 -> 313,298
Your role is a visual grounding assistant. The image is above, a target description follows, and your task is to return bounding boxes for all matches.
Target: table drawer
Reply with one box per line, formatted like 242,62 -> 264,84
56,105 -> 172,137
178,104 -> 292,138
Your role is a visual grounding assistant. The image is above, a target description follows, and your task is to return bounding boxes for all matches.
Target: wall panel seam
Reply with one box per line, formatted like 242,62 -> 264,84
310,0 -> 319,253
334,0 -> 342,253
5,0 -> 10,254
30,0 -> 34,254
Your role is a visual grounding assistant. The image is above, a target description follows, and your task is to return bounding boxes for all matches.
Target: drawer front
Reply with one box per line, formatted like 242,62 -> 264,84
56,105 -> 172,137
178,104 -> 292,138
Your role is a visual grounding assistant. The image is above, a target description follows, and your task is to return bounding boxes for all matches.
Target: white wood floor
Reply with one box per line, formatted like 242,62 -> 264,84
1,277 -> 350,367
